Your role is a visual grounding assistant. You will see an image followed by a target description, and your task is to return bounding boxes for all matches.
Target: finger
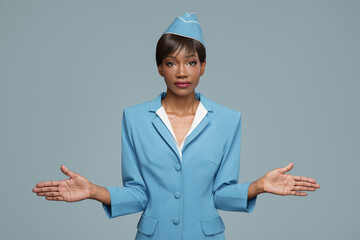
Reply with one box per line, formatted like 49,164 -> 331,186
294,181 -> 320,188
294,176 -> 317,184
60,164 -> 76,178
46,196 -> 64,201
279,162 -> 293,173
37,191 -> 60,197
33,187 -> 59,193
294,186 -> 317,192
35,181 -> 59,188
290,191 -> 307,196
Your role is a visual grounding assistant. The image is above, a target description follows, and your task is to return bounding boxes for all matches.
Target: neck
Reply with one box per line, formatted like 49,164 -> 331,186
161,90 -> 199,115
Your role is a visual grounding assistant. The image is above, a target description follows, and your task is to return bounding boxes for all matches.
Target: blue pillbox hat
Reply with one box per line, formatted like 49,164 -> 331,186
163,11 -> 205,48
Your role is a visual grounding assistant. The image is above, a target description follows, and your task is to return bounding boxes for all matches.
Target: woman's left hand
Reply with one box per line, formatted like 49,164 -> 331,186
261,162 -> 320,196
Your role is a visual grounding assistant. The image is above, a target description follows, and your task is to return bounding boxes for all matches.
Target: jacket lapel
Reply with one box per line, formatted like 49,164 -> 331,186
149,92 -> 213,163
149,92 -> 181,162
182,115 -> 210,150
152,116 -> 181,161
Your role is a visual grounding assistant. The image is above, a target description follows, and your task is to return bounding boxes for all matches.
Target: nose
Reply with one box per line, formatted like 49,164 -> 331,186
176,63 -> 188,78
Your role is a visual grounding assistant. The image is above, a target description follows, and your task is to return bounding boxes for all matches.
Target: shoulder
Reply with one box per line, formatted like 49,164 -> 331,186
123,100 -> 151,118
122,92 -> 162,117
120,100 -> 154,131
204,95 -> 241,124
210,99 -> 241,116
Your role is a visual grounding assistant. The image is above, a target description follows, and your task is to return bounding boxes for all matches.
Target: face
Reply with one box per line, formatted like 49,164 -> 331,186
158,48 -> 206,97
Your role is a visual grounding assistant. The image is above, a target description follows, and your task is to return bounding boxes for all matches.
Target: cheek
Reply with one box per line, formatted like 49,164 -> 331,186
189,67 -> 201,77
162,70 -> 174,80
162,66 -> 175,76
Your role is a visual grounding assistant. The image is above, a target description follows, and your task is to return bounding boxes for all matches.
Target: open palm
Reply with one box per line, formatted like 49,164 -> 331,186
33,165 -> 92,202
263,162 -> 319,196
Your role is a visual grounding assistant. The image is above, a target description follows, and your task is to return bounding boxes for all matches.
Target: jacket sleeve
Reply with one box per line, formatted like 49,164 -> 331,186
213,111 -> 257,213
103,109 -> 148,218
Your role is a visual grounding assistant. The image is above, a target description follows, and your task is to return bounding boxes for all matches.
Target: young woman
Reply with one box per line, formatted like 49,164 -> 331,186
33,12 -> 320,240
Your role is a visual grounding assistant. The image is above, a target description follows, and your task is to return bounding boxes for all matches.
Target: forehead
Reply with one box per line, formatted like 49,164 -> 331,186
165,47 -> 199,59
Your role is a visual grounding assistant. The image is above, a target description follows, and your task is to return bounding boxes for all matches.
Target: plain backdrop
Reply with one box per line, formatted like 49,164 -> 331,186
1,0 -> 359,239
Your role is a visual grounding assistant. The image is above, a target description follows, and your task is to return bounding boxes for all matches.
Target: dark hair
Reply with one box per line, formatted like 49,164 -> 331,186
155,33 -> 206,66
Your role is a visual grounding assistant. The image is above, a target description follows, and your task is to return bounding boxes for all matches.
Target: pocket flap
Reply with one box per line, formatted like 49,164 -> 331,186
200,216 -> 225,236
137,215 -> 158,236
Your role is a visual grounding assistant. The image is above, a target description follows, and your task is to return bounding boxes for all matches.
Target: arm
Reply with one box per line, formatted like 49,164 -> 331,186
33,109 -> 149,217
102,109 -> 148,217
211,111 -> 320,207
213,112 -> 257,213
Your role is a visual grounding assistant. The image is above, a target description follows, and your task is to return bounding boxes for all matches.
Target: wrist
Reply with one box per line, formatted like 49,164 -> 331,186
89,184 -> 111,205
248,177 -> 265,199
89,183 -> 98,200
254,177 -> 265,195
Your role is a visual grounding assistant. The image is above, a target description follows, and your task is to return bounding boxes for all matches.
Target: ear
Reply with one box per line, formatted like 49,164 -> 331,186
200,60 -> 206,76
158,65 -> 164,77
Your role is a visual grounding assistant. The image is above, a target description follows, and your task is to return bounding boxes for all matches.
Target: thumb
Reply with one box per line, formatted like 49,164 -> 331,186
60,164 -> 76,178
279,162 -> 293,174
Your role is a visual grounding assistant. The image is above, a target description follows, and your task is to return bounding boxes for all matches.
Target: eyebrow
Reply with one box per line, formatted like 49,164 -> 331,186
165,54 -> 197,59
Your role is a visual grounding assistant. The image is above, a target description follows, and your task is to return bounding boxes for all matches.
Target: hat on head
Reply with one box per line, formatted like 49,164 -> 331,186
163,11 -> 205,48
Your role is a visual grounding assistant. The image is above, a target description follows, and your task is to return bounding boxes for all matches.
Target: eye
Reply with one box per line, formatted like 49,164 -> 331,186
165,61 -> 175,67
188,61 -> 197,66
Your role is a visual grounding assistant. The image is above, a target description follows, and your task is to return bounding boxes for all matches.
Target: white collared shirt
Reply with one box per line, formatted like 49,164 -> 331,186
156,102 -> 208,161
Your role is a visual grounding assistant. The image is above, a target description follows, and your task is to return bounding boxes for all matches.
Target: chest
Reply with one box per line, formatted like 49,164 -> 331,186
167,113 -> 195,145
129,109 -> 230,170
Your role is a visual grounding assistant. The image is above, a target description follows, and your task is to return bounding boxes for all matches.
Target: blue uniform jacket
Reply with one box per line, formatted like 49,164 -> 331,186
103,92 -> 257,240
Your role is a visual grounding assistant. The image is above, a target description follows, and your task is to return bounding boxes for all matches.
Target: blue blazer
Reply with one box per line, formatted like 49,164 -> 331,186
103,92 -> 257,240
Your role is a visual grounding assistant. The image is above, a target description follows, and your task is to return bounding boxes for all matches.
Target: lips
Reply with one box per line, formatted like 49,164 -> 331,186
175,81 -> 191,88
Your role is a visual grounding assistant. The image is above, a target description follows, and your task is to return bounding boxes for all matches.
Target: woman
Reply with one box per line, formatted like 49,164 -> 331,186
33,12 -> 320,239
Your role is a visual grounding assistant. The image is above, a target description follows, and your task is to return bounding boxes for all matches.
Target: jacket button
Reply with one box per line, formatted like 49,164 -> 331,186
174,191 -> 181,199
175,164 -> 181,171
172,217 -> 180,225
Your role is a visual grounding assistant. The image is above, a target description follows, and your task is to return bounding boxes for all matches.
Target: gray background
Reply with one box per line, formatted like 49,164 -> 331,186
1,0 -> 359,239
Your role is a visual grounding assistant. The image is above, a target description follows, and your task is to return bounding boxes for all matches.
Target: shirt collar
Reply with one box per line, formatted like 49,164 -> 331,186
149,92 -> 213,113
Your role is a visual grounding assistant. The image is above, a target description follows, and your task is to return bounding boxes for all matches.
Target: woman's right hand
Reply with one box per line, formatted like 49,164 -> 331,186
32,165 -> 92,202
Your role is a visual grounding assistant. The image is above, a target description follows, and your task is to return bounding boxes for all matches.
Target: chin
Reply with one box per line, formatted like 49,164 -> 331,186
169,88 -> 196,97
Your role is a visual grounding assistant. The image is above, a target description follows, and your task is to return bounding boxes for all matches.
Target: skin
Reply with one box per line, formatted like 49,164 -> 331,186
32,47 -> 320,205
158,49 -> 205,145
